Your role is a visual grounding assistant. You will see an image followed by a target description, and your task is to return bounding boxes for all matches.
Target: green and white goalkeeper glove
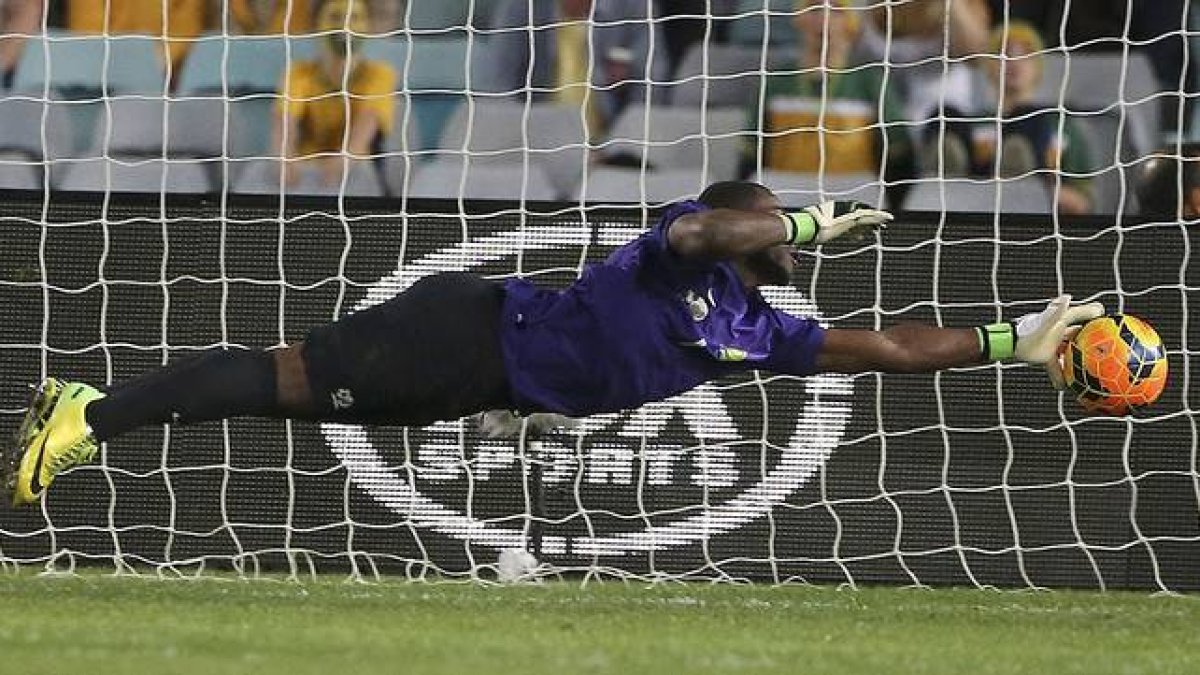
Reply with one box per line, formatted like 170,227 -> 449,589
779,201 -> 893,245
977,294 -> 1105,388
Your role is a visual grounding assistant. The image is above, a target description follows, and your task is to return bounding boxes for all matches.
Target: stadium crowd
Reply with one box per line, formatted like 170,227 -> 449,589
0,0 -> 1194,215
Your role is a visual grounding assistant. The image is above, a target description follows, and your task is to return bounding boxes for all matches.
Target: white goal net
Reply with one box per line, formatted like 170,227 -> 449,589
0,0 -> 1197,590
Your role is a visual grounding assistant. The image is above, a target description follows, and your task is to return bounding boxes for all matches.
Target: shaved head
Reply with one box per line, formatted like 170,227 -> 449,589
697,181 -> 777,211
697,181 -> 793,287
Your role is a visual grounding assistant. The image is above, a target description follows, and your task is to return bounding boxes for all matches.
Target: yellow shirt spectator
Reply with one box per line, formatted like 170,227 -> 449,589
277,59 -> 395,157
230,0 -> 314,35
68,0 -> 206,70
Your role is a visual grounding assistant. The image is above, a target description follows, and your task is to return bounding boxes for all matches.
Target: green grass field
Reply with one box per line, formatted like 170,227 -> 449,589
0,572 -> 1195,675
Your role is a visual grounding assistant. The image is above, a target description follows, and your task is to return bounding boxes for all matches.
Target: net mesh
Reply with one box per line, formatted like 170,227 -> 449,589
0,0 -> 1196,590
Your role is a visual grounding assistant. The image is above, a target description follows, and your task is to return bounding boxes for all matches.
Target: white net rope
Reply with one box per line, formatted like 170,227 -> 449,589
0,0 -> 1196,589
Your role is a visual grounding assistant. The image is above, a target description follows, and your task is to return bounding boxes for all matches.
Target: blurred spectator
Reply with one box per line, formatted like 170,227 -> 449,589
746,0 -> 912,200
0,0 -> 42,89
386,0 -> 499,34
1135,143 -> 1200,219
858,0 -> 991,124
225,0 -> 314,34
67,0 -> 207,76
920,21 -> 1093,214
983,0 -> 1056,33
272,0 -> 394,187
480,0 -> 670,137
986,0 -> 1191,139
657,0 -> 740,75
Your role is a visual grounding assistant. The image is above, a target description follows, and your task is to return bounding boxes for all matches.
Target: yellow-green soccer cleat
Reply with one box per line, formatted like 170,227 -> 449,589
12,377 -> 64,450
8,380 -> 105,506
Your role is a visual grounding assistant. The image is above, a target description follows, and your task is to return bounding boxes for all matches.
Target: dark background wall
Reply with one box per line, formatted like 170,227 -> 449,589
0,191 -> 1195,589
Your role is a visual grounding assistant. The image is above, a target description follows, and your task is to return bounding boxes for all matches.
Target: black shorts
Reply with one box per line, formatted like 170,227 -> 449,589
302,272 -> 514,426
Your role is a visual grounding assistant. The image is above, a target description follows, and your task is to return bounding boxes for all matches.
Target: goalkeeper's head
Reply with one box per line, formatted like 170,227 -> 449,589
698,181 -> 794,286
1135,143 -> 1200,220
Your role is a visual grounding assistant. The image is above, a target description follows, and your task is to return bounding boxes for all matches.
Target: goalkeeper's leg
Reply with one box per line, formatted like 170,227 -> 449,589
7,272 -> 514,506
7,348 -> 299,506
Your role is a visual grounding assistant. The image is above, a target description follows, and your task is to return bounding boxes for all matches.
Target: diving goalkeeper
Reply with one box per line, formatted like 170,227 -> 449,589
7,181 -> 1102,506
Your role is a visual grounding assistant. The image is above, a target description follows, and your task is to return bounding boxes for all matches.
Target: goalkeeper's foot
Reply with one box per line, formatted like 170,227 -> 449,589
7,379 -> 105,506
12,378 -> 63,450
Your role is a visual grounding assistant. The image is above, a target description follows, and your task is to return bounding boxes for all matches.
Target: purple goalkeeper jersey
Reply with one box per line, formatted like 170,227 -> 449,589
499,200 -> 826,416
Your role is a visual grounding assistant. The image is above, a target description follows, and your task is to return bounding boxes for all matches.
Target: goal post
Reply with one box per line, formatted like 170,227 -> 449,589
0,1 -> 1197,590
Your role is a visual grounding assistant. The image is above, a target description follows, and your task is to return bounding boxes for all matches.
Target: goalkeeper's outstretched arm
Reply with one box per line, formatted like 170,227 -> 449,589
668,201 -> 892,260
814,296 -> 1105,386
817,324 -> 984,374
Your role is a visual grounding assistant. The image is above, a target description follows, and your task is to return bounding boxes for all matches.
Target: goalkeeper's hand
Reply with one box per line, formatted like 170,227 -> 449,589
1011,294 -> 1104,389
474,410 -> 578,440
780,201 -> 893,245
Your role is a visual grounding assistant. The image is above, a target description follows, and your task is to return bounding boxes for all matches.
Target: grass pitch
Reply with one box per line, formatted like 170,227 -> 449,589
0,572 -> 1195,675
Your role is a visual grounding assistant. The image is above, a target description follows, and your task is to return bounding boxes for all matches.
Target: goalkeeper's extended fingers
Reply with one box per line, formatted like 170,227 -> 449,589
848,210 -> 892,241
855,208 -> 894,228
850,211 -> 892,238
809,204 -> 894,243
1061,301 -> 1105,327
825,201 -> 894,227
1044,293 -> 1073,325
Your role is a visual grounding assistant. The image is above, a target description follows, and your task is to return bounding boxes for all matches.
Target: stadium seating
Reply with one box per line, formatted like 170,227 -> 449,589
727,0 -> 798,46
0,97 -> 74,161
1032,50 -> 1162,158
54,158 -> 213,193
378,96 -> 419,195
13,31 -> 168,97
1069,113 -> 1145,215
164,98 -> 239,159
903,176 -> 1054,213
668,44 -> 786,109
177,33 -> 320,95
603,104 -> 747,184
0,151 -> 43,189
407,159 -> 557,200
77,96 -> 267,158
404,0 -> 478,31
232,158 -> 385,197
756,170 -> 887,208
362,36 -> 492,151
226,97 -> 285,159
0,24 -> 1175,207
361,36 -> 491,92
84,98 -> 167,156
426,98 -> 588,198
574,167 -> 711,204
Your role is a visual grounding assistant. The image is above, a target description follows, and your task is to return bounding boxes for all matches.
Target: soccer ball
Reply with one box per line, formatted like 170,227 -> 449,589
1061,314 -> 1167,415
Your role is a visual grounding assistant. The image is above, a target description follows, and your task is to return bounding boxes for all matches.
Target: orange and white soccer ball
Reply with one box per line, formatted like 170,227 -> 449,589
1061,314 -> 1168,415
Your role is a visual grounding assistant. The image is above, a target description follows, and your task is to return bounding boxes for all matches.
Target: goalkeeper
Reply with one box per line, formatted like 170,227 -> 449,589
7,181 -> 1102,506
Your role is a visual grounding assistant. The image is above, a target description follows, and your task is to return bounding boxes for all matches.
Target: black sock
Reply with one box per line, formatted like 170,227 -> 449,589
86,348 -> 278,442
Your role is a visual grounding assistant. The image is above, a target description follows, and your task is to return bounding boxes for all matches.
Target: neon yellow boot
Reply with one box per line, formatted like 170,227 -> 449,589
12,377 -> 63,450
8,380 -> 105,506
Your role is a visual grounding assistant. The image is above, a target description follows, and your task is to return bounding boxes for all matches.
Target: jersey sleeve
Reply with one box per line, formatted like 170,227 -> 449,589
760,310 -> 827,376
605,200 -> 715,283
650,200 -> 709,254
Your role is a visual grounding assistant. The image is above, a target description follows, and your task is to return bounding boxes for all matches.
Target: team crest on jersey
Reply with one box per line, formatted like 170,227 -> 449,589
684,288 -> 713,321
330,388 -> 355,410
